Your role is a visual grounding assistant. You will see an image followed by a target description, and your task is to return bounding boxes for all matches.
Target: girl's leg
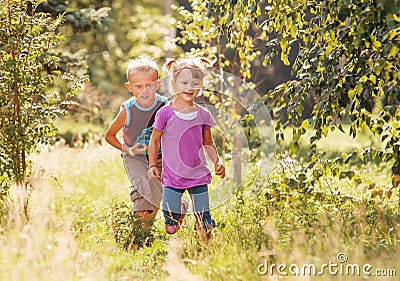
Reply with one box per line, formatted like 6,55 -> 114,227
162,186 -> 184,226
188,185 -> 216,233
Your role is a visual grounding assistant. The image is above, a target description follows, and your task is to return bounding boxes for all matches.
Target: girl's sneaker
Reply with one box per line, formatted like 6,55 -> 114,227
165,224 -> 180,234
165,200 -> 189,234
195,219 -> 216,240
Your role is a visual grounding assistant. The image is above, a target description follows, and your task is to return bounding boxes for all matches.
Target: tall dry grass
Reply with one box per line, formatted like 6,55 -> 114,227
0,145 -> 167,281
1,140 -> 399,281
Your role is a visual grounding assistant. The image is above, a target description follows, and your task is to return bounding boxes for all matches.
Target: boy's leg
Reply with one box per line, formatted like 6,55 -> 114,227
136,210 -> 157,220
188,185 -> 216,238
124,155 -> 161,225
129,187 -> 157,228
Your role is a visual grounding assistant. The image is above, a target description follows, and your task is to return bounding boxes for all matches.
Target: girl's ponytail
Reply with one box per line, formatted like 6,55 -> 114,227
163,56 -> 216,80
198,57 -> 216,68
162,58 -> 177,74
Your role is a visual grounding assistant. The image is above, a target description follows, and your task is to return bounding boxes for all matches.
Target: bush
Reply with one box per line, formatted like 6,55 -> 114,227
109,199 -> 155,250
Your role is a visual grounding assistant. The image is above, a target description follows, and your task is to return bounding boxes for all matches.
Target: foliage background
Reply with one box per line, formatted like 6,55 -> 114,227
0,0 -> 400,280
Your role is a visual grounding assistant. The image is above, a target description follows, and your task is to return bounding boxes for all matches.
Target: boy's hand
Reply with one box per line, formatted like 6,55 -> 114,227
147,166 -> 161,180
214,162 -> 226,178
129,143 -> 148,156
122,143 -> 130,154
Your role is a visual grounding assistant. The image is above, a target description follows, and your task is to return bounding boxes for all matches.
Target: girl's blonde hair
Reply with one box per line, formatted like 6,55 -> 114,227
126,57 -> 159,82
162,57 -> 215,81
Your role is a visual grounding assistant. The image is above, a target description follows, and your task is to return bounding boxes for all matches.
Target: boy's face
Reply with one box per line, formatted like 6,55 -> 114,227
172,69 -> 203,104
125,71 -> 160,108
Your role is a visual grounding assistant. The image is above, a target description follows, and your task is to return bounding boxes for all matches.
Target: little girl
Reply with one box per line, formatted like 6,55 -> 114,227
147,57 -> 225,237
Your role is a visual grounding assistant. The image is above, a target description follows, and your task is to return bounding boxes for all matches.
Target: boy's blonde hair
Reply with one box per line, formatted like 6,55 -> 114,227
126,57 -> 159,82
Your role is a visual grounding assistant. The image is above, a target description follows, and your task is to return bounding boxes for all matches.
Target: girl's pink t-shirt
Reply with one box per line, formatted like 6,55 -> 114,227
153,104 -> 215,189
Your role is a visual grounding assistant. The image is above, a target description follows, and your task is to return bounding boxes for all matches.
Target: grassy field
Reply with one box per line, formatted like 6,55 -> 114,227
0,127 -> 399,280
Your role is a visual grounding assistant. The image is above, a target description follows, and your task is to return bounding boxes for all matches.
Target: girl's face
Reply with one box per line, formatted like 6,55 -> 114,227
172,69 -> 203,104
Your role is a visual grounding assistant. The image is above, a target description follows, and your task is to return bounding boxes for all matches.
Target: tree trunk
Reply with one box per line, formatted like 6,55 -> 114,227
233,136 -> 242,185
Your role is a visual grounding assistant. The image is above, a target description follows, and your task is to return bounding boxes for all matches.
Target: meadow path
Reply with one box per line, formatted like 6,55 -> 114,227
164,237 -> 206,281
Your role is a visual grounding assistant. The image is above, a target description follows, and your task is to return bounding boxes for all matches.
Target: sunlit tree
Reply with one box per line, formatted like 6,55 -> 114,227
0,0 -> 87,215
176,0 -> 400,195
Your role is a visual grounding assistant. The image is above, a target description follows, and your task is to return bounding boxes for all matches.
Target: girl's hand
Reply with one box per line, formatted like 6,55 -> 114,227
147,166 -> 161,180
214,162 -> 226,178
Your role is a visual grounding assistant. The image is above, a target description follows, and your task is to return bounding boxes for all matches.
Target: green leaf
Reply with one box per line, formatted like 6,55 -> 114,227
388,45 -> 399,58
322,127 -> 329,137
389,29 -> 397,40
301,119 -> 310,130
361,76 -> 368,83
348,89 -> 356,99
355,84 -> 363,95
369,75 -> 377,84
316,64 -> 325,73
371,35 -> 382,50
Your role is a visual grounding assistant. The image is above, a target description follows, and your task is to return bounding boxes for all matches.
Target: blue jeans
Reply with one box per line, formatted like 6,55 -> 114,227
162,185 -> 213,227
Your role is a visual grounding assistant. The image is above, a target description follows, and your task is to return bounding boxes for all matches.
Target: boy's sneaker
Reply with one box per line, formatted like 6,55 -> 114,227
165,200 -> 190,235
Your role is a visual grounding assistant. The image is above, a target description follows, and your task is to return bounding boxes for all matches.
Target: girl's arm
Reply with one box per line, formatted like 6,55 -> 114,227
203,128 -> 226,178
147,128 -> 163,179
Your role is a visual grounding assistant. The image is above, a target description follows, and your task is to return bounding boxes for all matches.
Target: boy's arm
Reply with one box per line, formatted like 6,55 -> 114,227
203,128 -> 226,178
147,128 -> 162,179
105,107 -> 127,152
105,106 -> 148,155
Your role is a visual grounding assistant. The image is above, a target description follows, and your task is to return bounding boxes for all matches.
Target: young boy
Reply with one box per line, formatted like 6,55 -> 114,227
105,57 -> 167,221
